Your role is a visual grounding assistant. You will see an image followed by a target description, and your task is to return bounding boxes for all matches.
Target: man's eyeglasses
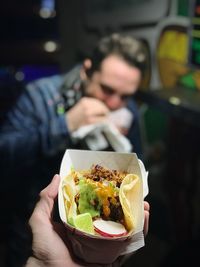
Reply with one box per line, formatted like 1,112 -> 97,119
99,83 -> 132,101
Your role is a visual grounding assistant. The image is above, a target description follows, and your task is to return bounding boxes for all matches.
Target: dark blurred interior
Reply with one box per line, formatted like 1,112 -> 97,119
1,0 -> 200,266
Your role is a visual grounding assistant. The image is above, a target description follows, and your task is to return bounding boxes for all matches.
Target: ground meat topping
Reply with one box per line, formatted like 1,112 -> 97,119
82,164 -> 127,187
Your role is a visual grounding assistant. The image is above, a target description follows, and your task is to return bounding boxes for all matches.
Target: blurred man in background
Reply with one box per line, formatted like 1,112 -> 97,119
0,33 -> 147,266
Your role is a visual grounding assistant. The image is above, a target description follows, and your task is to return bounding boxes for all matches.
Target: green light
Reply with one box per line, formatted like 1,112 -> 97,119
192,38 -> 200,50
195,52 -> 200,64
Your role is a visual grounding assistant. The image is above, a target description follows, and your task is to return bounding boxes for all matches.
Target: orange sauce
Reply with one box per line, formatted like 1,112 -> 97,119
86,179 -> 118,218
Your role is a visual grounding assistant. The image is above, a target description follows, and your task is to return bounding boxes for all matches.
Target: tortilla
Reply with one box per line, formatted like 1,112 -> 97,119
119,174 -> 142,232
62,172 -> 77,221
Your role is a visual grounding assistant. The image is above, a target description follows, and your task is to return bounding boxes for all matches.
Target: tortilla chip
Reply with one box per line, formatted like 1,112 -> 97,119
119,174 -> 143,232
62,174 -> 77,221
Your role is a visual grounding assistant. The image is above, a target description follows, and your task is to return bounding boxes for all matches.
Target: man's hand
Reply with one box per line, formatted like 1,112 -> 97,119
66,97 -> 109,132
26,175 -> 83,267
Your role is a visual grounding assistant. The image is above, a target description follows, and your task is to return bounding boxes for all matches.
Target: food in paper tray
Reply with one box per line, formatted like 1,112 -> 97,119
58,150 -> 148,264
62,164 -> 141,237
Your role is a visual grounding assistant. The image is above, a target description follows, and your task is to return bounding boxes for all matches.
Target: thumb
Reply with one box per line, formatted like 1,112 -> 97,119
29,174 -> 60,226
40,174 -> 60,200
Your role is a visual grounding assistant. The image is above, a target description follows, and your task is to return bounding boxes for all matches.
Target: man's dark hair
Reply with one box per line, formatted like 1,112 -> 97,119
86,33 -> 147,77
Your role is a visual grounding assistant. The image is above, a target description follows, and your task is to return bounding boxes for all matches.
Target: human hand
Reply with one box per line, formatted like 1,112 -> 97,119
26,174 -> 83,267
143,201 -> 150,236
66,97 -> 109,132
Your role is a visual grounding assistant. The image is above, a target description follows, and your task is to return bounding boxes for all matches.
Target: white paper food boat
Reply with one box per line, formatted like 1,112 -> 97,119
58,149 -> 149,264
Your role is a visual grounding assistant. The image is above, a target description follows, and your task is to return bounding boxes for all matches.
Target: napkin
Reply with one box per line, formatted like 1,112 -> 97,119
71,107 -> 133,152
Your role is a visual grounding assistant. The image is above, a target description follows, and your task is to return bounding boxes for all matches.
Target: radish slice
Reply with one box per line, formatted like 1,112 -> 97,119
93,219 -> 127,237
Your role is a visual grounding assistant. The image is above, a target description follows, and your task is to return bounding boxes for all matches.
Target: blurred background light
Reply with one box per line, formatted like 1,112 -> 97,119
39,0 -> 56,18
43,40 -> 58,52
169,96 -> 181,105
15,71 -> 25,81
